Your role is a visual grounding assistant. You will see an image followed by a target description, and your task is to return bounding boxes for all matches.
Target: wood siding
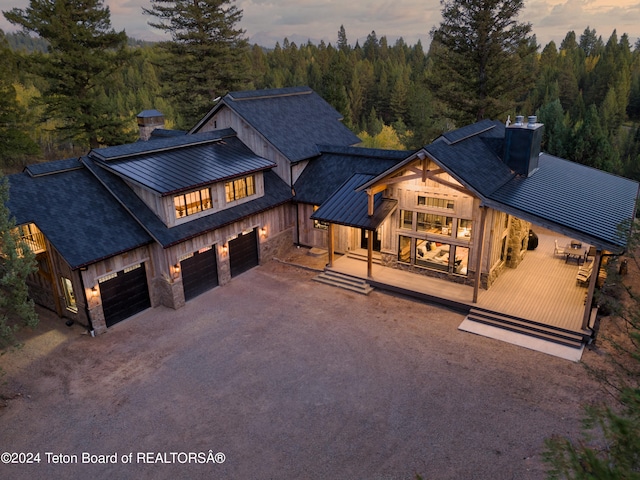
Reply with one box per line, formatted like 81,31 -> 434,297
200,107 -> 293,185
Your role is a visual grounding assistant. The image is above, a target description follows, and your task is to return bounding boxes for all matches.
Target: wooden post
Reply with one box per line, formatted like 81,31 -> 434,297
367,230 -> 373,278
581,249 -> 602,331
367,190 -> 374,216
473,206 -> 488,303
327,223 -> 335,268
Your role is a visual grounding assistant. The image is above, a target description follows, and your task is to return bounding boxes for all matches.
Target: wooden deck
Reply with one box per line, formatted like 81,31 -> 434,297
329,229 -> 589,332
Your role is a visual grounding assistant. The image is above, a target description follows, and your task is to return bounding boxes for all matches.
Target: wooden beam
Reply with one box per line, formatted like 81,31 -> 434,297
367,230 -> 373,278
473,206 -> 488,303
429,176 -> 469,195
367,190 -> 374,216
327,223 -> 335,268
581,249 -> 602,331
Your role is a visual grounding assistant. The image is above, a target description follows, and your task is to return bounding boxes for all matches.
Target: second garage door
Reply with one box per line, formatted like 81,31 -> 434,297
229,229 -> 259,277
100,263 -> 151,328
181,247 -> 219,301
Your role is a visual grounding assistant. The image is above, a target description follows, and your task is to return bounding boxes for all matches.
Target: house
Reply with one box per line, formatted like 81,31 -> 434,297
6,90 -> 639,353
310,116 -> 639,353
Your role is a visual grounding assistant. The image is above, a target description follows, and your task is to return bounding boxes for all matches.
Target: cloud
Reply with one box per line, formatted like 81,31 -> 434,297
0,0 -> 638,48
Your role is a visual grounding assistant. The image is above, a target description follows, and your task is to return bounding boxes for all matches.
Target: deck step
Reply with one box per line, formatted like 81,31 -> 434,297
346,250 -> 383,265
313,270 -> 374,295
465,307 -> 588,349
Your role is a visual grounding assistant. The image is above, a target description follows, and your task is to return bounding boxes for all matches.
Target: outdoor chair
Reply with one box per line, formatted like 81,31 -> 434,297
554,239 -> 565,257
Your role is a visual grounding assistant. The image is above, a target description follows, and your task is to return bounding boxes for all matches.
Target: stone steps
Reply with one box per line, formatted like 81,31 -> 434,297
313,270 -> 374,295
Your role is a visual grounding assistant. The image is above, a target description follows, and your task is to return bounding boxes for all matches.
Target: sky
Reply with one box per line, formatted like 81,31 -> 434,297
1,0 -> 639,49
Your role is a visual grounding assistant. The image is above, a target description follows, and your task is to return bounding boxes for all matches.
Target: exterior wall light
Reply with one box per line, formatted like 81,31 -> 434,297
91,286 -> 98,297
260,227 -> 267,237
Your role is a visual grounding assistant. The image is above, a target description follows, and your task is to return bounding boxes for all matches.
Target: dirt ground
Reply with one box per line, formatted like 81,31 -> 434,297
0,247 -> 626,480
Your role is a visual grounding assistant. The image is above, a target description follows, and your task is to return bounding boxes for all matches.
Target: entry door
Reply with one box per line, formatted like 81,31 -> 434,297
100,263 -> 151,328
181,247 -> 219,301
360,229 -> 381,251
229,229 -> 259,277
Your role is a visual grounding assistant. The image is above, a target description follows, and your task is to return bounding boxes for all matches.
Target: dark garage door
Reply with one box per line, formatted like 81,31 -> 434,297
229,229 -> 259,277
100,263 -> 151,328
181,247 -> 219,301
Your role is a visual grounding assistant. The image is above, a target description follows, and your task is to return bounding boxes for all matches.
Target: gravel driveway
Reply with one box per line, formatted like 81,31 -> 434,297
0,259 -> 601,479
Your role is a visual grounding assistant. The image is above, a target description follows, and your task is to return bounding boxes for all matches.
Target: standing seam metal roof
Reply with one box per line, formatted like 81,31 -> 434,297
94,135 -> 276,196
310,173 -> 398,230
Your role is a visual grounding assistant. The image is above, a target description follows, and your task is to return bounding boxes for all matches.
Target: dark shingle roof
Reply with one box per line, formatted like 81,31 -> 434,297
294,145 -> 410,205
7,165 -> 152,269
84,158 -> 292,248
311,173 -> 397,230
193,87 -> 361,163
93,134 -> 276,196
425,121 -> 514,197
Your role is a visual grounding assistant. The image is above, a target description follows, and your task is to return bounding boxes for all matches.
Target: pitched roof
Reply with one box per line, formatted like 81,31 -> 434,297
91,132 -> 276,196
294,145 -> 410,205
486,154 -> 639,251
7,160 -> 152,269
310,173 -> 397,230
356,120 -> 639,252
191,86 -> 361,163
84,158 -> 292,248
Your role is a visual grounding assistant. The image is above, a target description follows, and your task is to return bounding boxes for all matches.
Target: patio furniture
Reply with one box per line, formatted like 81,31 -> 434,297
564,243 -> 584,264
553,240 -> 565,257
576,261 -> 593,287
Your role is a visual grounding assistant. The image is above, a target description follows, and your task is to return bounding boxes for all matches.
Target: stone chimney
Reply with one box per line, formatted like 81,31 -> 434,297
136,110 -> 165,141
503,115 -> 544,177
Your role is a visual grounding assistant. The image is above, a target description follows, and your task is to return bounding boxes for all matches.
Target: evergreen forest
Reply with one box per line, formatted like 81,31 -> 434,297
3,26 -> 640,183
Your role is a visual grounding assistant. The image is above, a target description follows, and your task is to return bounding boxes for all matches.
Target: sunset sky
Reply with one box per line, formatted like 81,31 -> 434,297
1,0 -> 638,48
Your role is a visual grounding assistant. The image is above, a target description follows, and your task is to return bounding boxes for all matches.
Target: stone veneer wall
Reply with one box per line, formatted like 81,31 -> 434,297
505,218 -> 531,269
260,227 -> 295,263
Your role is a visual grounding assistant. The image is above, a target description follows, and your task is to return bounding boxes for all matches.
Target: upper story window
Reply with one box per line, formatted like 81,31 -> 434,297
417,196 -> 455,210
225,175 -> 255,203
174,188 -> 212,218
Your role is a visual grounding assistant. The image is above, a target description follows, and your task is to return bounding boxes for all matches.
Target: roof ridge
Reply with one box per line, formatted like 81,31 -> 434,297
228,86 -> 312,101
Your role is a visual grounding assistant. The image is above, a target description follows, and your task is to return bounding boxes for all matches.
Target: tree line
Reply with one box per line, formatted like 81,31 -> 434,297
1,0 -> 640,183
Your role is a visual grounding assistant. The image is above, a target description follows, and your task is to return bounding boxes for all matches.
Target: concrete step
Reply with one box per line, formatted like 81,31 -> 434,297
466,307 -> 588,349
313,271 -> 374,295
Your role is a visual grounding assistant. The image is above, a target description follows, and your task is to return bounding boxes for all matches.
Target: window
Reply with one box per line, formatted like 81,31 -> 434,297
456,219 -> 473,238
313,205 -> 328,230
61,277 -> 78,313
399,210 -> 413,229
225,175 -> 255,203
417,196 -> 455,210
398,235 -> 412,263
174,188 -> 212,218
417,213 -> 453,235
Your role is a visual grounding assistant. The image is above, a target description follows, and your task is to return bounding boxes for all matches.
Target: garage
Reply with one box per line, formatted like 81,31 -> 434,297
100,263 -> 151,328
181,246 -> 219,301
229,228 -> 259,277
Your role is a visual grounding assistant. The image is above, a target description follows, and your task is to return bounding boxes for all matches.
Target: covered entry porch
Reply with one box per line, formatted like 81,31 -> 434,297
324,229 -> 597,359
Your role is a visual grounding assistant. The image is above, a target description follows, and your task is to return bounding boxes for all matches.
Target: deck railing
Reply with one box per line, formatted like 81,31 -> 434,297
20,230 -> 47,254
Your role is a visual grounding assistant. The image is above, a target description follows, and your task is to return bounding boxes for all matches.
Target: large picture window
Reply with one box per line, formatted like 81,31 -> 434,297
174,188 -> 212,218
417,213 -> 453,235
225,175 -> 255,203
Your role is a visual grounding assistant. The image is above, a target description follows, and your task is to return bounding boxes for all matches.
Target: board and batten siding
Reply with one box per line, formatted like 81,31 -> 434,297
199,107 -> 293,185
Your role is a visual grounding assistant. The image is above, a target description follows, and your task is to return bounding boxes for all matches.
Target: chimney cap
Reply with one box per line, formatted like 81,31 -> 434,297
527,115 -> 538,128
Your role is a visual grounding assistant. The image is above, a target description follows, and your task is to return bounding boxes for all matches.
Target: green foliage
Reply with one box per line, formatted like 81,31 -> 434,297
0,30 -> 40,170
143,0 -> 250,129
0,174 -> 38,349
427,0 -> 538,125
4,0 -> 136,149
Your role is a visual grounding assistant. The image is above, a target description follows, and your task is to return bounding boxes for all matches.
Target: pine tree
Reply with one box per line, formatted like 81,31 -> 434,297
144,0 -> 249,129
0,174 -> 38,349
0,30 -> 39,170
4,0 -> 135,149
428,0 -> 538,125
